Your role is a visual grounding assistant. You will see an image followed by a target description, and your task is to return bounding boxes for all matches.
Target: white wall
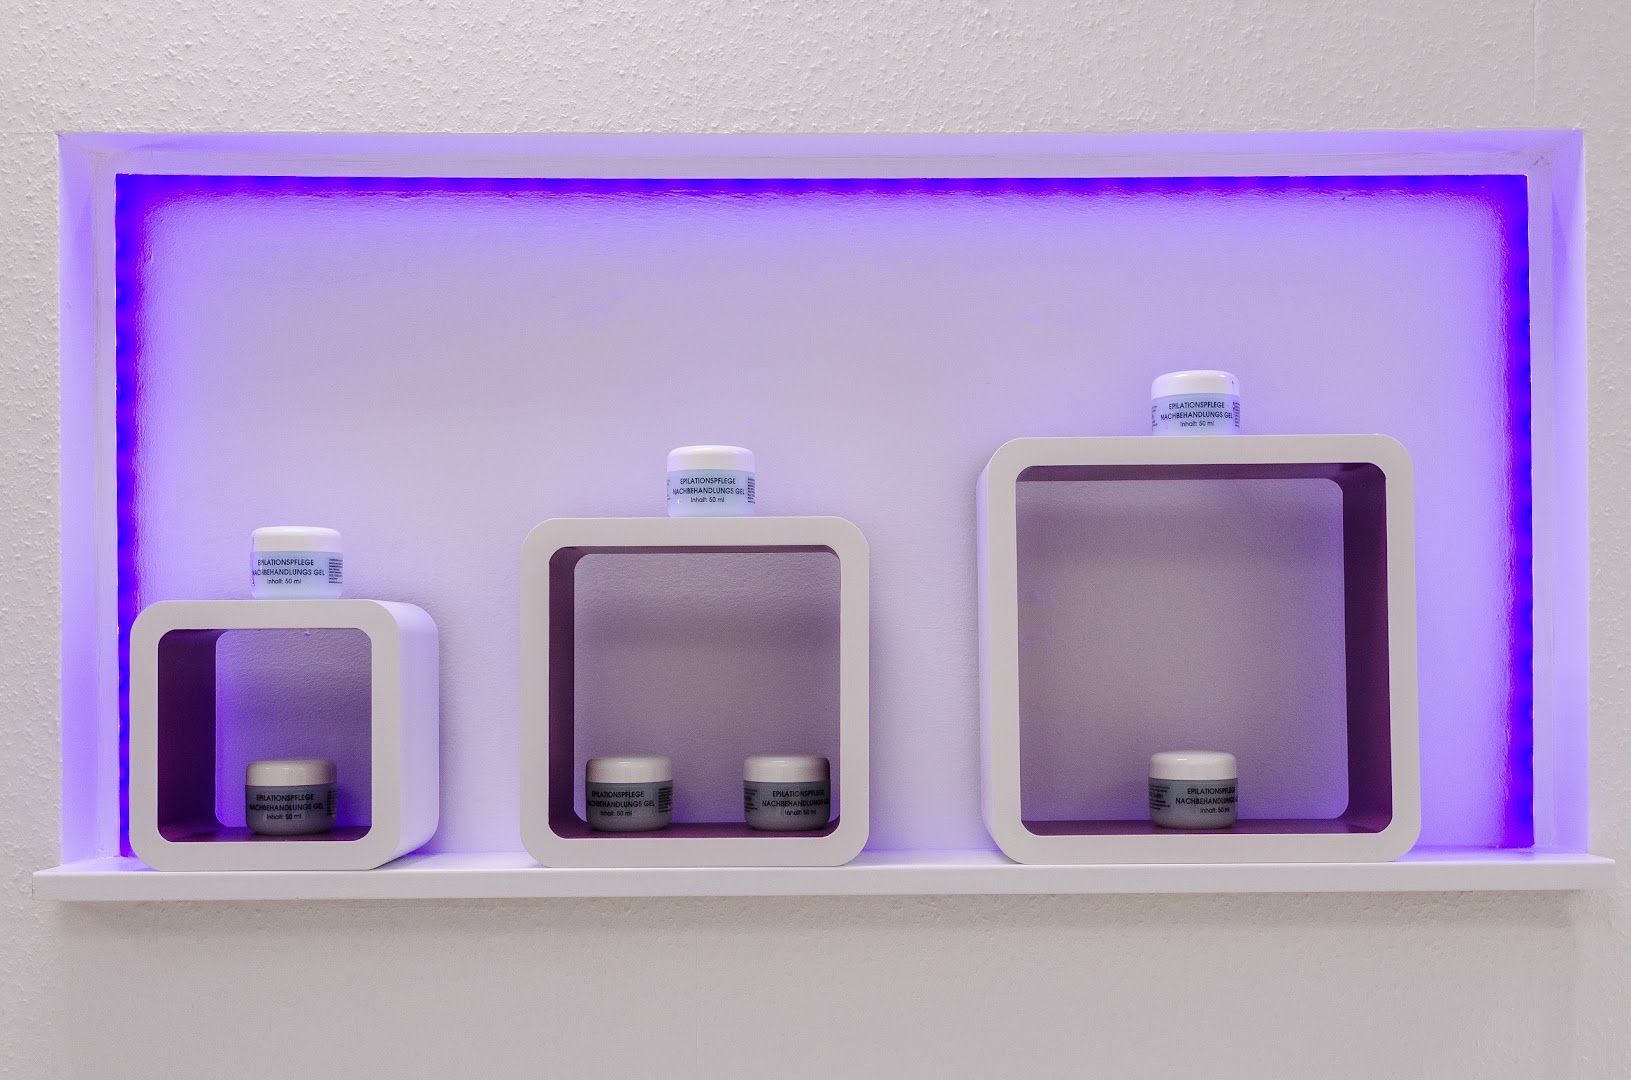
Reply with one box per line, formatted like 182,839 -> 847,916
1,2 -> 1626,1075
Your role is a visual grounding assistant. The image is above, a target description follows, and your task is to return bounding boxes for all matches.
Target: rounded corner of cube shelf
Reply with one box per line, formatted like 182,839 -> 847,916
127,830 -> 171,873
820,516 -> 869,558
396,820 -> 439,862
130,600 -> 179,637
982,438 -> 1039,483
369,599 -> 438,637
521,518 -> 573,557
519,818 -> 562,868
982,813 -> 1040,865
1363,433 -> 1415,477
1378,812 -> 1424,863
353,830 -> 410,870
826,818 -> 869,865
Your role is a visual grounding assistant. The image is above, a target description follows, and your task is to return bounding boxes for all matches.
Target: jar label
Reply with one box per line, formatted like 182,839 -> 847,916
1148,778 -> 1238,817
744,780 -> 830,827
247,783 -> 335,820
252,550 -> 343,593
666,469 -> 756,515
585,781 -> 673,830
1151,393 -> 1241,435
245,783 -> 336,835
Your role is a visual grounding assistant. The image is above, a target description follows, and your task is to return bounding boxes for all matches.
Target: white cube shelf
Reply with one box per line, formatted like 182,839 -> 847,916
129,599 -> 440,871
521,516 -> 869,868
977,434 -> 1421,864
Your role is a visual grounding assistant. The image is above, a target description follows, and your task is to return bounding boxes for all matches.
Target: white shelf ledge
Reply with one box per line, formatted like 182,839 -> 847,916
32,847 -> 1614,902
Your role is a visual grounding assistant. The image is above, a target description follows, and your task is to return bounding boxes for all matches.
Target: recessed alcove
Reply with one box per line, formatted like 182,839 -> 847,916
37,129 -> 1604,898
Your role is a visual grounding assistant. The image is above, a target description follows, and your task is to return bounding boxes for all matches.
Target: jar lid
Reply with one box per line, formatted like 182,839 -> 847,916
1149,750 -> 1236,781
666,445 -> 755,472
246,758 -> 336,786
1150,370 -> 1239,399
744,754 -> 829,783
586,755 -> 672,783
253,525 -> 342,551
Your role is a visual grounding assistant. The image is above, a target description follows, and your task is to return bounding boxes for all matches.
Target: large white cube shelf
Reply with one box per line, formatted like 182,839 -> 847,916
521,516 -> 869,868
129,599 -> 440,871
977,434 -> 1422,864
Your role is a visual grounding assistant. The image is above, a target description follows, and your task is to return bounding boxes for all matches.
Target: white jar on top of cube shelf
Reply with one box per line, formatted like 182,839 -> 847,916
1150,370 -> 1241,436
251,526 -> 343,599
666,445 -> 756,517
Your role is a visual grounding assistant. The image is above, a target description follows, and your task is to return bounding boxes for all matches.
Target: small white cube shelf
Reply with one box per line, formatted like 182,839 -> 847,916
977,434 -> 1421,864
129,599 -> 440,871
520,516 -> 869,868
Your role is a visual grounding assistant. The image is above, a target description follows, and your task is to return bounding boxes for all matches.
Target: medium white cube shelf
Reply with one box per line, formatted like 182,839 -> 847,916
520,516 -> 869,868
977,434 -> 1422,864
129,599 -> 440,871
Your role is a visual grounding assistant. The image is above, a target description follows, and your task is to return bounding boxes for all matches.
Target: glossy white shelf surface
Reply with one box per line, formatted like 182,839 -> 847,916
33,848 -> 1613,902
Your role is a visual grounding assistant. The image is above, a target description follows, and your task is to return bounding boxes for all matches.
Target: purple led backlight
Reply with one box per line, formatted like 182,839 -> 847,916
113,177 -> 145,856
1496,181 -> 1536,848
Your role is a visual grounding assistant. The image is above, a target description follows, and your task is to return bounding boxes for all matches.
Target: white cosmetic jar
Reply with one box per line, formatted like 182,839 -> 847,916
585,756 -> 673,832
1148,750 -> 1238,829
743,754 -> 831,832
251,526 -> 343,599
245,758 -> 337,836
666,445 -> 756,517
1150,370 -> 1241,435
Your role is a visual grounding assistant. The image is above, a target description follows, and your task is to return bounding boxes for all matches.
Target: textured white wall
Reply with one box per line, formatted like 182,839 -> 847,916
1,2 -> 1626,1076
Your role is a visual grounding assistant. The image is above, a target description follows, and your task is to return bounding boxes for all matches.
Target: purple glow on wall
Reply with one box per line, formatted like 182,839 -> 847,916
113,170 -> 1533,854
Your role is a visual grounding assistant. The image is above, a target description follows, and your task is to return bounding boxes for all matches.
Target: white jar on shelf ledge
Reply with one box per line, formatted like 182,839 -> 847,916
1150,370 -> 1241,436
666,445 -> 756,517
250,526 -> 343,599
